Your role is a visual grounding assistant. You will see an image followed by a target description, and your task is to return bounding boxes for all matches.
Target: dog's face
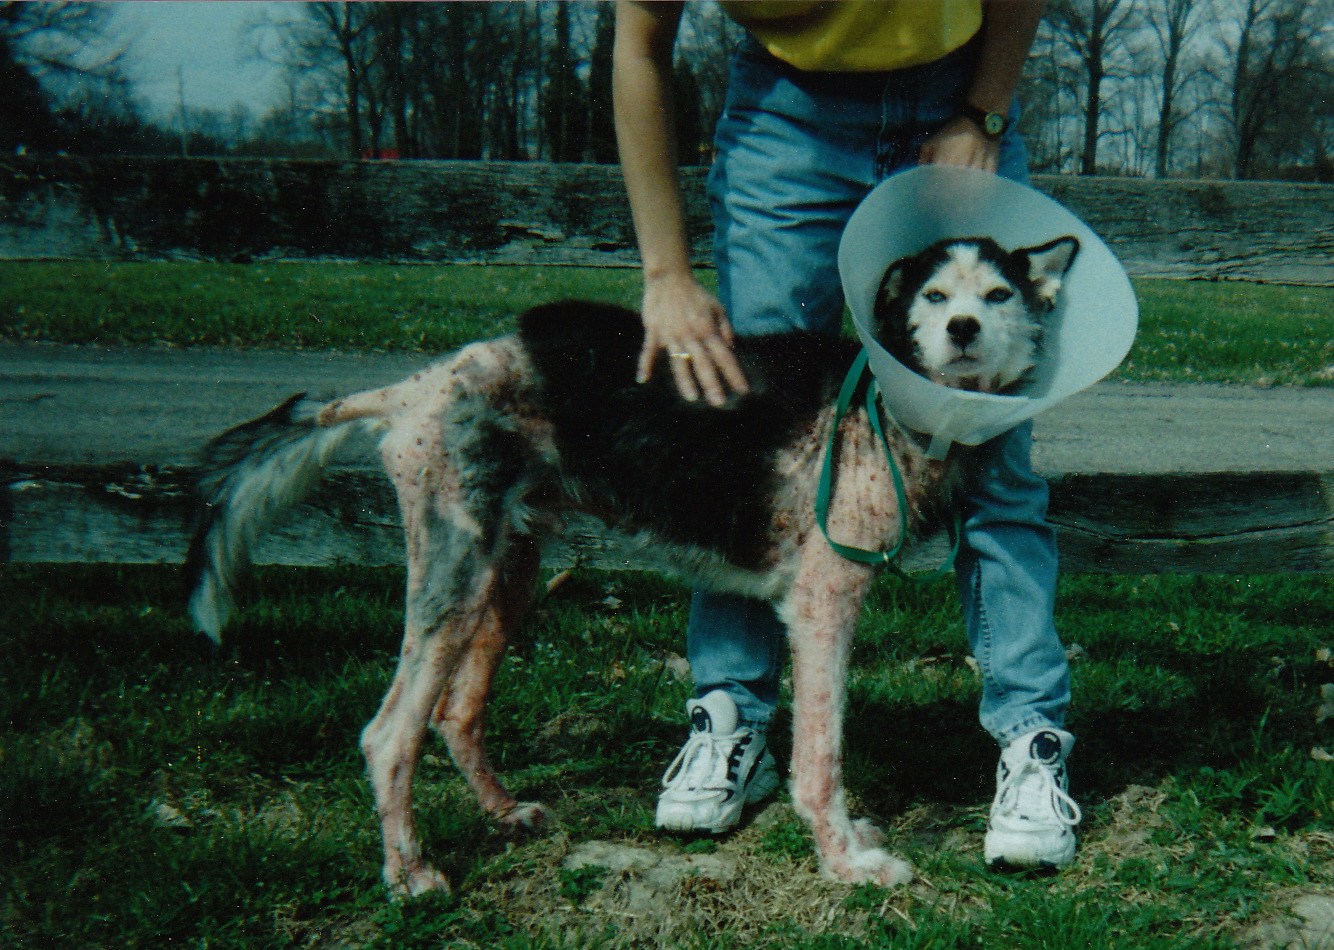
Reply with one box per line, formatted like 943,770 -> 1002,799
873,236 -> 1079,394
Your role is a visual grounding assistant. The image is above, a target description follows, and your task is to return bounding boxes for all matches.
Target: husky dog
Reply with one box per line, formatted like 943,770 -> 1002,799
187,235 -> 1078,897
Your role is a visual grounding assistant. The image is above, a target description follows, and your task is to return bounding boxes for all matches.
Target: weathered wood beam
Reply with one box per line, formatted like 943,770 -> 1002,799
2,157 -> 1331,284
4,463 -> 1330,574
1046,472 -> 1334,573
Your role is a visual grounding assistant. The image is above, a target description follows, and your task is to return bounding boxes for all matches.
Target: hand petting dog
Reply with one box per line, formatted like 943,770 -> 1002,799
636,269 -> 749,407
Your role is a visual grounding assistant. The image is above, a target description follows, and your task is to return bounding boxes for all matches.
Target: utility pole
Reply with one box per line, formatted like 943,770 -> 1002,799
177,65 -> 189,158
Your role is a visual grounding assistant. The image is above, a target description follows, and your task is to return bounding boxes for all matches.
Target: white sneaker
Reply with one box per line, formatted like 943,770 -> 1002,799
985,728 -> 1082,869
655,690 -> 780,833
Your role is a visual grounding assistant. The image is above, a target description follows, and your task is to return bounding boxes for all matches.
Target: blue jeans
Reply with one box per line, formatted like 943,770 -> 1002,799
688,36 -> 1071,747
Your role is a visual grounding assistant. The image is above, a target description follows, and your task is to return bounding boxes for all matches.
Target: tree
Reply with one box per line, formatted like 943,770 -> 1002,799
1146,0 -> 1209,177
0,1 -> 129,152
0,32 -> 58,151
219,0 -> 1322,180
427,2 -> 492,159
252,2 -> 375,158
369,2 -> 408,157
585,2 -> 616,164
673,2 -> 746,165
542,1 -> 586,161
1045,0 -> 1138,174
1223,0 -> 1334,178
286,2 -> 547,161
307,2 -> 374,159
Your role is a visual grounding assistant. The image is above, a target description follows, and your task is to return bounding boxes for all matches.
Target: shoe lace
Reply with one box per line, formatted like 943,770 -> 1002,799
661,729 -> 735,795
993,758 -> 1082,827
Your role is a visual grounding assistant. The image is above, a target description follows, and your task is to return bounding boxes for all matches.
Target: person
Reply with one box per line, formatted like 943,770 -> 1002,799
612,0 -> 1081,869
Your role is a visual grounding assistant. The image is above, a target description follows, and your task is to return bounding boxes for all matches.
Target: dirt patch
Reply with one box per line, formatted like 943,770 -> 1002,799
1086,783 -> 1170,860
441,798 -> 995,948
454,802 -> 906,947
1241,892 -> 1334,949
563,839 -> 741,914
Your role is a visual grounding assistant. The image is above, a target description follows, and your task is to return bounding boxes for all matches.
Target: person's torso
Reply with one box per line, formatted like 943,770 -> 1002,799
720,0 -> 983,72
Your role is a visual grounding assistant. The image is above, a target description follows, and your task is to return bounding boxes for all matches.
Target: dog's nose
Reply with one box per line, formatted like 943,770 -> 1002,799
947,316 -> 980,348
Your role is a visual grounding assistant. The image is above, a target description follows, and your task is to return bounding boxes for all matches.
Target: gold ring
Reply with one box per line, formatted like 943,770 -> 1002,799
671,352 -> 692,360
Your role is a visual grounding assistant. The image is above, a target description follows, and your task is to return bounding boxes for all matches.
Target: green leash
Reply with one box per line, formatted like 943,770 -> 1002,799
814,349 -> 960,580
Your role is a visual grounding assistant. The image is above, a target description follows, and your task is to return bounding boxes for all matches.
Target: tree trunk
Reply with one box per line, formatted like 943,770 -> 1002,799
1081,61 -> 1102,175
343,65 -> 362,160
1156,51 -> 1176,178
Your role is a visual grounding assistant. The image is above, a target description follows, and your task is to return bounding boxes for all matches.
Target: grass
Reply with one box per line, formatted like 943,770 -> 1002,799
1,262 -> 1331,386
0,262 -> 639,355
4,564 -> 1334,947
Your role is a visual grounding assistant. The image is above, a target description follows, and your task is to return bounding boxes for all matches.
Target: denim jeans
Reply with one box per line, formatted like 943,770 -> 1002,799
687,35 -> 1071,747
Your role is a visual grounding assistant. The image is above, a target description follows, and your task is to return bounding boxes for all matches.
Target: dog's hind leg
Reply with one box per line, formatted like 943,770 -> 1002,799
782,541 -> 913,887
361,383 -> 550,898
429,535 -> 548,834
360,509 -> 518,898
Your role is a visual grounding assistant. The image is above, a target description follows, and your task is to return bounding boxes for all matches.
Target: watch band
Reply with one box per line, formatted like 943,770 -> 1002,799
958,103 -> 1009,139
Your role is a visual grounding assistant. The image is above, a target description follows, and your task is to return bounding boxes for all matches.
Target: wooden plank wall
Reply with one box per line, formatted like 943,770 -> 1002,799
3,157 -> 1332,284
4,464 -> 1331,574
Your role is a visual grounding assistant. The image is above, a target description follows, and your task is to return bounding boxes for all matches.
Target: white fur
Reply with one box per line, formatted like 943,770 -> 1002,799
908,244 -> 1040,393
188,413 -> 379,642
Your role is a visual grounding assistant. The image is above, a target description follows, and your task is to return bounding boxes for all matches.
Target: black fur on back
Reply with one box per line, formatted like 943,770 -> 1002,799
518,301 -> 861,566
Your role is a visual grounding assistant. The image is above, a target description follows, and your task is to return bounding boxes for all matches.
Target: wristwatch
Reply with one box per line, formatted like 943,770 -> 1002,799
958,103 -> 1009,139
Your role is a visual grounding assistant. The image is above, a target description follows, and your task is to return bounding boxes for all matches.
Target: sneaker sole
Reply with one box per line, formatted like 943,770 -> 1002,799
986,857 -> 1065,876
984,832 -> 1076,871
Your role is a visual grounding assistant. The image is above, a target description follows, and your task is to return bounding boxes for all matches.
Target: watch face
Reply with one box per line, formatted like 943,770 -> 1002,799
984,113 -> 1005,137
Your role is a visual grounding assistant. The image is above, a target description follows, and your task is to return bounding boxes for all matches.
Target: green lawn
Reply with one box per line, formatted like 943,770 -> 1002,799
4,565 -> 1333,947
1,262 -> 1330,386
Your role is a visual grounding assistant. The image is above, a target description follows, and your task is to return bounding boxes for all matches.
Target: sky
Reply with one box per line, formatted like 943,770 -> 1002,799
112,1 -> 293,123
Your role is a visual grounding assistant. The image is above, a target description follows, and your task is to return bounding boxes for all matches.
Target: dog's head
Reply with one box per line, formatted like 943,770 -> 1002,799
873,236 -> 1079,394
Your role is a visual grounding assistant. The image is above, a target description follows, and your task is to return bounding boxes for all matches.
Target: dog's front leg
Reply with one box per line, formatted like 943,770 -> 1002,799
782,541 -> 913,887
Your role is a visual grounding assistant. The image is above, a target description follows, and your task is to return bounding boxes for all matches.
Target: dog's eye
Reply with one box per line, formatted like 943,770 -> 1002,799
985,287 -> 1014,304
923,289 -> 948,304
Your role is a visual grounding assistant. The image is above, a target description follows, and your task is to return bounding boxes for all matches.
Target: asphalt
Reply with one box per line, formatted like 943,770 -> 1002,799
3,341 -> 1334,475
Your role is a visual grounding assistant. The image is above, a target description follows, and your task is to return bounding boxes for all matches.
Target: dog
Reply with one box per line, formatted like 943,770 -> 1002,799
186,235 -> 1079,897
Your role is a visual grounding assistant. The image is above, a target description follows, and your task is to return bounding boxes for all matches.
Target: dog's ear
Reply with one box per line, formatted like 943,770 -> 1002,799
875,260 -> 907,312
1016,236 -> 1080,308
873,259 -> 918,368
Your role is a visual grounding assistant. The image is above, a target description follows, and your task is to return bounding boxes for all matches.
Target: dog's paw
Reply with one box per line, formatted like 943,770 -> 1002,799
856,847 -> 914,888
386,864 -> 451,900
823,847 -> 914,889
497,801 -> 549,835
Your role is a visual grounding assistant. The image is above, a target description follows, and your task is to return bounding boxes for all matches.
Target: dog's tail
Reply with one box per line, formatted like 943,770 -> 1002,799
185,392 -> 380,645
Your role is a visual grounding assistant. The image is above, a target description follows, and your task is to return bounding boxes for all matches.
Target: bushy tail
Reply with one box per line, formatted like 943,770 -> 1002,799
185,393 -> 377,645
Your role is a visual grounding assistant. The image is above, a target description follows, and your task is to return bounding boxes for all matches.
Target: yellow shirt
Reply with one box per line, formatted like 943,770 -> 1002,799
720,1 -> 983,73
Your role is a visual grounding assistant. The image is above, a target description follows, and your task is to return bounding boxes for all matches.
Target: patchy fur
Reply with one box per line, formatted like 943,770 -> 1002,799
186,237 -> 1076,897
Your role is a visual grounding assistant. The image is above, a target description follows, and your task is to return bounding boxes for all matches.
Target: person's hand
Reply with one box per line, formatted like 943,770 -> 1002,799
919,115 -> 1000,173
637,271 -> 749,406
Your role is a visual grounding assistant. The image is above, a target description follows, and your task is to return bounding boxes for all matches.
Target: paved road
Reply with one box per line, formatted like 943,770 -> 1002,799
3,341 -> 1333,475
